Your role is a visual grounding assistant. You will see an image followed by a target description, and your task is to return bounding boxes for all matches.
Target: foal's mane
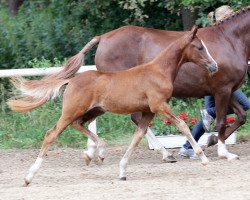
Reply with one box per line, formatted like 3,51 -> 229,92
213,5 -> 250,26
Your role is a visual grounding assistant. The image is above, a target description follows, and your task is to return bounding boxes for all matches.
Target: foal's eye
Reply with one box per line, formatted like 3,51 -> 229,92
198,46 -> 204,51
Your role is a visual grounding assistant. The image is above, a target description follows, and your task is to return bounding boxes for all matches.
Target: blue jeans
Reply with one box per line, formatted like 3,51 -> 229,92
183,89 -> 250,149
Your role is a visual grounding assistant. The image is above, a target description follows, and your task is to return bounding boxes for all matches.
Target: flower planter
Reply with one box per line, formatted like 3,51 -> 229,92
148,131 -> 237,149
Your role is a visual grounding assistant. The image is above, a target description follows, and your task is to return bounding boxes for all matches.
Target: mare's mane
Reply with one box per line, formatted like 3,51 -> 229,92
213,5 -> 250,26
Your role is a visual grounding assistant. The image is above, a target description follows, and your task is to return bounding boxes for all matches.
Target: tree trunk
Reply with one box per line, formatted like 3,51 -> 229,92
180,7 -> 198,31
8,0 -> 24,16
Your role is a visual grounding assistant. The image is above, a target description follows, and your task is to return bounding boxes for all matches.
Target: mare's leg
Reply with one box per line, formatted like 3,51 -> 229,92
24,115 -> 72,186
131,113 -> 176,163
224,96 -> 247,139
214,92 -> 239,161
119,112 -> 154,180
150,101 -> 208,165
210,90 -> 249,142
71,119 -> 106,165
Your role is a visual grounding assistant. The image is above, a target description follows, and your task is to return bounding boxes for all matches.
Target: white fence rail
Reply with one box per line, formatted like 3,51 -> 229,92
0,65 -> 96,78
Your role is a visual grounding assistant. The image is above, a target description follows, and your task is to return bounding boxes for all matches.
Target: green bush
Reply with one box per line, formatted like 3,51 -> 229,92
0,0 -> 183,71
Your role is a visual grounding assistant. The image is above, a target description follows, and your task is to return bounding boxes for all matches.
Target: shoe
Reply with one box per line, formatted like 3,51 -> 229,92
178,147 -> 198,159
200,109 -> 214,132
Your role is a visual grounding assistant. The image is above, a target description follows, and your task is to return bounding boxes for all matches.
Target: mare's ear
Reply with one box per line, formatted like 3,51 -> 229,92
190,25 -> 198,38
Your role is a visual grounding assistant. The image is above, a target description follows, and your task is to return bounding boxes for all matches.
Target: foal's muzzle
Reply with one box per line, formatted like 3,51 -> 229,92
207,63 -> 218,75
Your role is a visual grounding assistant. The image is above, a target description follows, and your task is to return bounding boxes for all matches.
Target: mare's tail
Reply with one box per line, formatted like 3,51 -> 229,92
7,76 -> 70,112
7,36 -> 101,112
56,36 -> 100,79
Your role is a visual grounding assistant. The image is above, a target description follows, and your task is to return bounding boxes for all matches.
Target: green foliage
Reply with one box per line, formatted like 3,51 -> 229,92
0,0 -> 249,69
0,0 -> 183,71
27,57 -> 62,68
151,98 -> 203,135
0,99 -> 136,149
0,1 -> 90,69
1,95 -> 248,149
0,100 -> 87,148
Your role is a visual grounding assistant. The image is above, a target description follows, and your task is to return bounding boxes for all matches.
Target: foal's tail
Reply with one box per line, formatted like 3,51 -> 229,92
7,36 -> 101,112
56,36 -> 101,79
7,76 -> 70,112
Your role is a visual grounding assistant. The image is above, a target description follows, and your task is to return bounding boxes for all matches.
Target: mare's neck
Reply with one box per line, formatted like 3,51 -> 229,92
218,9 -> 250,58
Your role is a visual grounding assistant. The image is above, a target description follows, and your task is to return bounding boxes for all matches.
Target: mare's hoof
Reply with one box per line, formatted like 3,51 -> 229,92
207,134 -> 218,147
23,178 -> 30,187
163,155 -> 177,163
227,154 -> 239,161
98,156 -> 105,163
83,153 -> 92,166
120,177 -> 127,181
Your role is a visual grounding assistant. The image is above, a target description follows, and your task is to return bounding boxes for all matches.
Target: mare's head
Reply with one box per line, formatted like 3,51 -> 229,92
182,26 -> 218,75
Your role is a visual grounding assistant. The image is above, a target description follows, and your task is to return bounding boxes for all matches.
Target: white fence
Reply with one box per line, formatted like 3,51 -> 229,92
0,65 -> 96,78
1,61 -> 249,78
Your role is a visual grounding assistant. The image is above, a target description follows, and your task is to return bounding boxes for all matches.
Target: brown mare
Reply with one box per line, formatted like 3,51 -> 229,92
8,27 -> 217,185
56,6 -> 249,161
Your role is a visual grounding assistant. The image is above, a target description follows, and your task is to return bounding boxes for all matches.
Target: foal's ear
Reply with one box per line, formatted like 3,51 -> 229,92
190,25 -> 198,38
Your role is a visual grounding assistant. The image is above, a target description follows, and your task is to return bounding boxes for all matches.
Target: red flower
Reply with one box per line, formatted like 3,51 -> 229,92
164,119 -> 172,125
178,112 -> 188,120
226,117 -> 236,125
148,122 -> 153,127
189,117 -> 198,125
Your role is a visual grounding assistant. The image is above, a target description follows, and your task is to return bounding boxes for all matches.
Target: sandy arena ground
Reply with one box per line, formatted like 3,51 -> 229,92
0,141 -> 250,200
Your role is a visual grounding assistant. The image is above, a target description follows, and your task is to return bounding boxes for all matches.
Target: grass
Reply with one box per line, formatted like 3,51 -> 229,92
0,96 -> 249,149
0,100 -> 137,149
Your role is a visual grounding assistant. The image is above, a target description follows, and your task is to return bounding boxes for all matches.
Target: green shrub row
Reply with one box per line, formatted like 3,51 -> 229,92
1,93 -> 249,149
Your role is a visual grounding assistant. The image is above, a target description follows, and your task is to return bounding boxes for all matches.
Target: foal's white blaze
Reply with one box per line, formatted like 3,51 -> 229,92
217,139 -> 239,161
201,40 -> 218,67
25,157 -> 43,184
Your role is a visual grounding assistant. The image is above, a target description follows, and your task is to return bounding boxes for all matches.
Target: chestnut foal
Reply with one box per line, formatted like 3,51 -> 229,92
8,26 -> 217,185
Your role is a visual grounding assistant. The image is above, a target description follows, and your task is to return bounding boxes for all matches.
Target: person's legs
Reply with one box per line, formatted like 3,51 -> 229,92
205,89 -> 249,118
180,90 -> 249,158
204,96 -> 215,109
179,96 -> 213,158
183,120 -> 205,149
179,120 -> 205,159
201,96 -> 215,131
233,89 -> 250,111
206,89 -> 249,147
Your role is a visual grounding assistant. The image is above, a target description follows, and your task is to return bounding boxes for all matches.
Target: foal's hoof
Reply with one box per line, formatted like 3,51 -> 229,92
201,158 -> 209,166
207,134 -> 218,147
83,153 -> 92,166
120,177 -> 127,181
163,155 -> 177,163
23,178 -> 30,187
